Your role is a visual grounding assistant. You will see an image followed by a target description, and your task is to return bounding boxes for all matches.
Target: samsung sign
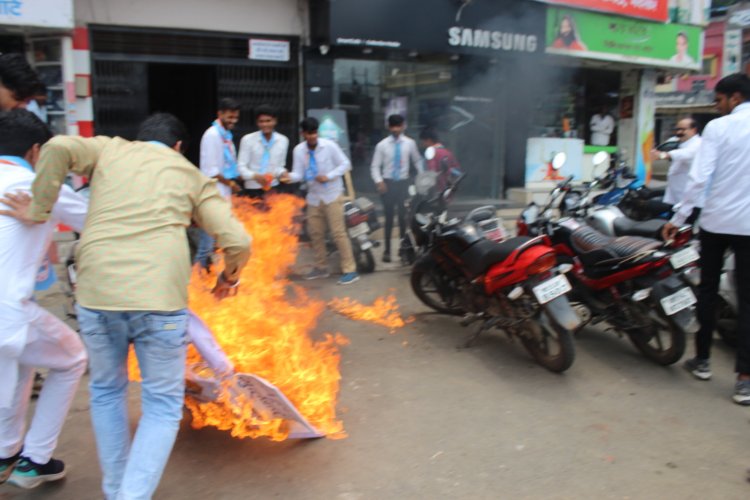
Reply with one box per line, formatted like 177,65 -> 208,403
326,0 -> 544,57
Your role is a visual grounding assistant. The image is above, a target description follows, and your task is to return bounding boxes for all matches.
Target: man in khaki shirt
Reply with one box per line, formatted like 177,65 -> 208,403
4,113 -> 250,499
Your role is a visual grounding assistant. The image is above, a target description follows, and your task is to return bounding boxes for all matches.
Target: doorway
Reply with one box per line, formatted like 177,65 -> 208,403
148,64 -> 216,165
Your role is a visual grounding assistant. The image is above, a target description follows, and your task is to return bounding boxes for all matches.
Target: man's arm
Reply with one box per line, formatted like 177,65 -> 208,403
370,142 -> 384,184
601,116 -> 615,135
29,136 -> 110,223
323,142 -> 351,180
200,132 -> 239,191
272,136 -> 290,177
286,145 -> 305,183
236,135 -> 256,181
663,127 -> 717,238
193,182 -> 251,284
408,139 -> 423,174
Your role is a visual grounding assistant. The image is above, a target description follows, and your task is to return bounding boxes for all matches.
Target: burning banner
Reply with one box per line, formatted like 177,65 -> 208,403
131,195 -> 348,441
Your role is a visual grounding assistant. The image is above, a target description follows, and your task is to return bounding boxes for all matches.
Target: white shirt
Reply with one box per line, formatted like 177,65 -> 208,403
370,134 -> 422,184
237,131 -> 289,190
664,134 -> 702,205
590,114 -> 615,146
200,125 -> 236,198
0,160 -> 88,406
26,99 -> 47,123
289,138 -> 351,206
672,103 -> 750,235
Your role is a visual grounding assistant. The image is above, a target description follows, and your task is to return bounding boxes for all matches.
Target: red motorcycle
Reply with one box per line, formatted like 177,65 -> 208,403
517,175 -> 698,366
410,175 -> 579,372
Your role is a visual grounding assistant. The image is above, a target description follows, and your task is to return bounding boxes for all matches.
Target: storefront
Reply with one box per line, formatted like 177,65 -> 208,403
307,0 -> 546,197
1,0 -> 76,135
72,0 -> 304,165
535,1 -> 705,186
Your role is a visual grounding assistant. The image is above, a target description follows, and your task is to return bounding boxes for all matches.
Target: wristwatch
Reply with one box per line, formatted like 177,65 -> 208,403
659,152 -> 668,160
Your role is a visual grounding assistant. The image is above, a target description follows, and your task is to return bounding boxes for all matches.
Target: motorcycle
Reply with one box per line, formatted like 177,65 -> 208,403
343,197 -> 380,273
517,154 -> 698,366
410,170 -> 579,372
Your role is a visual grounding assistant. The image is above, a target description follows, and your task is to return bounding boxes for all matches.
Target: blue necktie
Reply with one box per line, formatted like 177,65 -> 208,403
306,149 -> 318,182
393,141 -> 401,180
260,134 -> 274,174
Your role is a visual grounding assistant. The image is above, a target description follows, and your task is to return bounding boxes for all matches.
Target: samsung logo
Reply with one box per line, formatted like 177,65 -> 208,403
448,27 -> 538,53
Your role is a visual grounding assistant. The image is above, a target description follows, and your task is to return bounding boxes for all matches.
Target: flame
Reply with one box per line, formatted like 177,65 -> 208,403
328,293 -> 414,333
128,194 -> 348,440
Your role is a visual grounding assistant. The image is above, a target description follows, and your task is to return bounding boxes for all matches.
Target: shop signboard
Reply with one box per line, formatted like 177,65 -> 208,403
326,0 -> 545,57
546,8 -> 702,71
0,0 -> 73,29
544,0 -> 669,22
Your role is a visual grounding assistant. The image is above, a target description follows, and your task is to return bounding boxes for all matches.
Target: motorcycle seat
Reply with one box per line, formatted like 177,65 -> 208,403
612,217 -> 665,239
462,236 -> 533,277
570,226 -> 661,269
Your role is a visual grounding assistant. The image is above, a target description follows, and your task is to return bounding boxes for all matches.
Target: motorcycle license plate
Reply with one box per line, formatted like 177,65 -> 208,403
660,287 -> 697,316
532,275 -> 572,305
670,247 -> 699,269
348,222 -> 369,238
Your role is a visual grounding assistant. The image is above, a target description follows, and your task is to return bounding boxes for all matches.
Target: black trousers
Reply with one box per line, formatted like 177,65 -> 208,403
381,179 -> 410,254
695,228 -> 750,373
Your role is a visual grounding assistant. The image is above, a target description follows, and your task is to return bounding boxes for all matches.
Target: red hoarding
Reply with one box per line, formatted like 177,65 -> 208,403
545,0 -> 669,22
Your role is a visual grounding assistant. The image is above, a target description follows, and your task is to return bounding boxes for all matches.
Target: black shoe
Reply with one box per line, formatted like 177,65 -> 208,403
382,252 -> 391,263
8,457 -> 66,489
0,450 -> 22,484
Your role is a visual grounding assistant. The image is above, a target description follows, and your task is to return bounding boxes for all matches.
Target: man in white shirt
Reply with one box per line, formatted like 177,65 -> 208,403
237,105 -> 289,198
284,117 -> 359,285
650,117 -> 702,205
0,110 -> 88,489
663,74 -> 750,405
197,98 -> 241,269
589,106 -> 615,146
370,114 -> 422,262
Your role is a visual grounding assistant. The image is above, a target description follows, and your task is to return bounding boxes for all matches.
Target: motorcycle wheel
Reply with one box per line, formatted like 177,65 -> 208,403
351,240 -> 376,273
716,296 -> 738,348
410,259 -> 465,315
625,302 -> 686,365
519,313 -> 575,373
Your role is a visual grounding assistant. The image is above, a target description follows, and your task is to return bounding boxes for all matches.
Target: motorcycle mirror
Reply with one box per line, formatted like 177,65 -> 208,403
551,152 -> 567,170
592,151 -> 610,167
424,146 -> 436,161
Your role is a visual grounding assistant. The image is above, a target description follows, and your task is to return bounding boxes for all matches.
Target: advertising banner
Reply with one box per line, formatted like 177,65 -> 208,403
546,8 -> 703,71
327,0 -> 545,57
545,0 -> 669,22
0,0 -> 73,29
634,70 -> 657,184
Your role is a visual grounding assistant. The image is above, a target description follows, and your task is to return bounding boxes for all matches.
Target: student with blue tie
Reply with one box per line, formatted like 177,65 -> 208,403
370,114 -> 422,262
284,117 -> 359,285
237,105 -> 290,199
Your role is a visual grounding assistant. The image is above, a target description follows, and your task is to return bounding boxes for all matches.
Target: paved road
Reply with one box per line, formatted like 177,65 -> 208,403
3,243 -> 749,500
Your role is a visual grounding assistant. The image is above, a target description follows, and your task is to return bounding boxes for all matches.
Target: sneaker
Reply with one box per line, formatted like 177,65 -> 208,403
8,457 -> 65,489
683,357 -> 712,381
0,450 -> 22,484
303,268 -> 330,280
338,272 -> 360,285
382,252 -> 391,263
733,380 -> 750,406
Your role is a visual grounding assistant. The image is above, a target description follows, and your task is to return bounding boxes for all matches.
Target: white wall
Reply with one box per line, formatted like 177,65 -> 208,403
74,0 -> 307,37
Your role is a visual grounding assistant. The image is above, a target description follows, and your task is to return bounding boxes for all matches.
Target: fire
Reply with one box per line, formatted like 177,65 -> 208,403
328,293 -> 414,333
128,194 -> 348,441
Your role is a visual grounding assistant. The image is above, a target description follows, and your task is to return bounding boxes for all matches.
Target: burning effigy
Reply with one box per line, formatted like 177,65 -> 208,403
130,195 -> 348,441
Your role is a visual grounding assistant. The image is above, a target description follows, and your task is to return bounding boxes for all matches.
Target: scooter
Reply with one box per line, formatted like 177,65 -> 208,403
410,171 -> 579,372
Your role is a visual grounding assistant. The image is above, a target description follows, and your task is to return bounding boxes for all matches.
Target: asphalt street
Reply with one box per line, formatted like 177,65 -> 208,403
2,235 -> 749,500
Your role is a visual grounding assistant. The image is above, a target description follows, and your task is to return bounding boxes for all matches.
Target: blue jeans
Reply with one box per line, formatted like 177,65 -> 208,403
76,306 -> 187,500
195,229 -> 215,269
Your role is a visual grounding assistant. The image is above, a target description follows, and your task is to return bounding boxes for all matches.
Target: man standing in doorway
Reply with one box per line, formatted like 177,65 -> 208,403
7,112 -> 251,498
284,117 -> 359,285
371,114 -> 421,262
237,105 -> 290,198
662,74 -> 750,405
589,105 -> 615,146
197,98 -> 241,269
